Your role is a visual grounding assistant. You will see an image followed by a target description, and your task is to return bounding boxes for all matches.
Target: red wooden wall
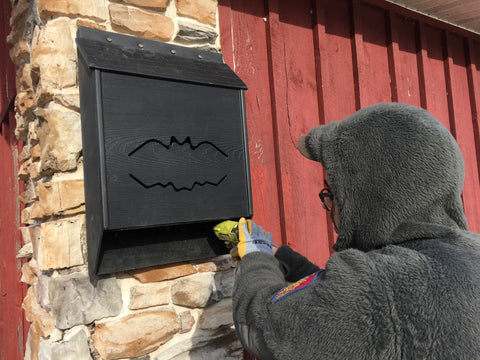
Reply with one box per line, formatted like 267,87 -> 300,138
219,0 -> 480,268
0,0 -> 26,358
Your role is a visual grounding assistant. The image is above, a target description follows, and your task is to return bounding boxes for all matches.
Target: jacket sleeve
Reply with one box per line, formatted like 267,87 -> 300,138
233,249 -> 377,360
233,252 -> 287,359
274,245 -> 321,282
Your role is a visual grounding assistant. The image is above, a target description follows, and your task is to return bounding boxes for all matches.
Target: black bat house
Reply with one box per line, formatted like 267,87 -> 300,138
77,27 -> 252,279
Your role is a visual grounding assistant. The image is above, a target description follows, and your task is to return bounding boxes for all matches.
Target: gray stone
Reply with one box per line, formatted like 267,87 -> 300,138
198,298 -> 234,330
214,269 -> 235,299
175,21 -> 217,44
171,273 -> 215,308
49,328 -> 64,343
153,330 -> 242,360
183,339 -> 243,360
171,270 -> 235,308
48,272 -> 122,330
15,112 -> 28,141
195,254 -> 237,272
193,44 -> 220,53
179,310 -> 195,333
129,282 -> 170,310
17,242 -> 33,259
35,271 -> 52,311
38,327 -> 93,360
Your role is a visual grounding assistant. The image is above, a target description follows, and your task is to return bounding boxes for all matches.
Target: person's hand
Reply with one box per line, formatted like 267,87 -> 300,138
230,218 -> 275,259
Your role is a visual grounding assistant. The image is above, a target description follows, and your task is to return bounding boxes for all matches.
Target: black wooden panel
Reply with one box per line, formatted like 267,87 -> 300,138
76,26 -> 247,90
77,27 -> 252,281
101,71 -> 250,229
97,221 -> 225,275
78,55 -> 105,278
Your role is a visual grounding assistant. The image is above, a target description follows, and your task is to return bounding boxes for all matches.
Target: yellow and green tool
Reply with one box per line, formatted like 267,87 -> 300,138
213,220 -> 240,244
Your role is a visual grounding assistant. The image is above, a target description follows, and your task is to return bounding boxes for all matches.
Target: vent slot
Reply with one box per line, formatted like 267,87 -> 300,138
128,136 -> 229,158
129,174 -> 227,191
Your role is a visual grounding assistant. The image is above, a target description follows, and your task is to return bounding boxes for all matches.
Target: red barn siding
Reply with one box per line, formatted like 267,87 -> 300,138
467,40 -> 480,183
267,0 -> 331,264
354,1 -> 393,107
389,13 -> 422,106
445,34 -> 480,230
419,24 -> 451,127
313,0 -> 358,249
219,0 -> 480,269
219,0 -> 284,249
0,0 -> 25,358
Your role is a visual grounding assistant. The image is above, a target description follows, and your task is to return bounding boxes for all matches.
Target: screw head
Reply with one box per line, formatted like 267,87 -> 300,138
106,37 -> 112,42
170,49 -> 176,54
138,43 -> 144,48
197,54 -> 203,59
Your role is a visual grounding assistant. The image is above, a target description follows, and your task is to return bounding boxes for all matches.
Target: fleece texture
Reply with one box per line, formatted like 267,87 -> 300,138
233,103 -> 480,360
304,102 -> 467,251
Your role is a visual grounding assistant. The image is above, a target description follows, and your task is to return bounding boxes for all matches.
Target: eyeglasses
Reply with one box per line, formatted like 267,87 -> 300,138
319,188 -> 334,211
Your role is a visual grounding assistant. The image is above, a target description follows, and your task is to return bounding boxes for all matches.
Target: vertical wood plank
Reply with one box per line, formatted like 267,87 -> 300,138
314,0 -> 357,121
445,33 -> 480,232
313,0 -> 356,250
218,0 -> 234,69
389,13 -> 422,106
386,11 -> 398,103
0,0 -> 15,125
0,0 -> 25,358
418,24 -> 451,129
219,0 -> 283,245
266,0 -> 330,266
466,39 -> 480,179
352,0 -> 392,108
0,112 -> 24,360
416,23 -> 428,109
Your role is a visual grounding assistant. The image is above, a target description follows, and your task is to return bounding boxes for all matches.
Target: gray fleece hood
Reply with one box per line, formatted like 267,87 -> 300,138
301,103 -> 467,252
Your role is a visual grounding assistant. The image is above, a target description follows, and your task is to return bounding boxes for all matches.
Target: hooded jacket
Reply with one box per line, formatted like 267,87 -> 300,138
233,103 -> 480,359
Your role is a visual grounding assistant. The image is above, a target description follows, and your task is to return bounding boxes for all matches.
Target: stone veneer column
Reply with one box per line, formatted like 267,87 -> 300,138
8,0 -> 243,359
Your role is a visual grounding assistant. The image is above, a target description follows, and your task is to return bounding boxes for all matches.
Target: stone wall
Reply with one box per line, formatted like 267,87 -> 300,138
9,0 -> 243,359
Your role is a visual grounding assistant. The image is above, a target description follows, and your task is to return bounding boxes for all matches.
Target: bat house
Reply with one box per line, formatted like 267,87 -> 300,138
76,27 -> 252,280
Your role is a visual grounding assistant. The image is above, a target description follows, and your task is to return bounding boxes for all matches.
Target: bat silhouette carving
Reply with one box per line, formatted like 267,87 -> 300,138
127,136 -> 229,191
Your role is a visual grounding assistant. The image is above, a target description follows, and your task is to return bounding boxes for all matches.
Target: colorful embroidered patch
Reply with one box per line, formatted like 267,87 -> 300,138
271,270 -> 323,303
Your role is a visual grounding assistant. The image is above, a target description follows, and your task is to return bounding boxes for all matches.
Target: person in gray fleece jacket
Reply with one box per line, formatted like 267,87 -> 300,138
232,102 -> 480,359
